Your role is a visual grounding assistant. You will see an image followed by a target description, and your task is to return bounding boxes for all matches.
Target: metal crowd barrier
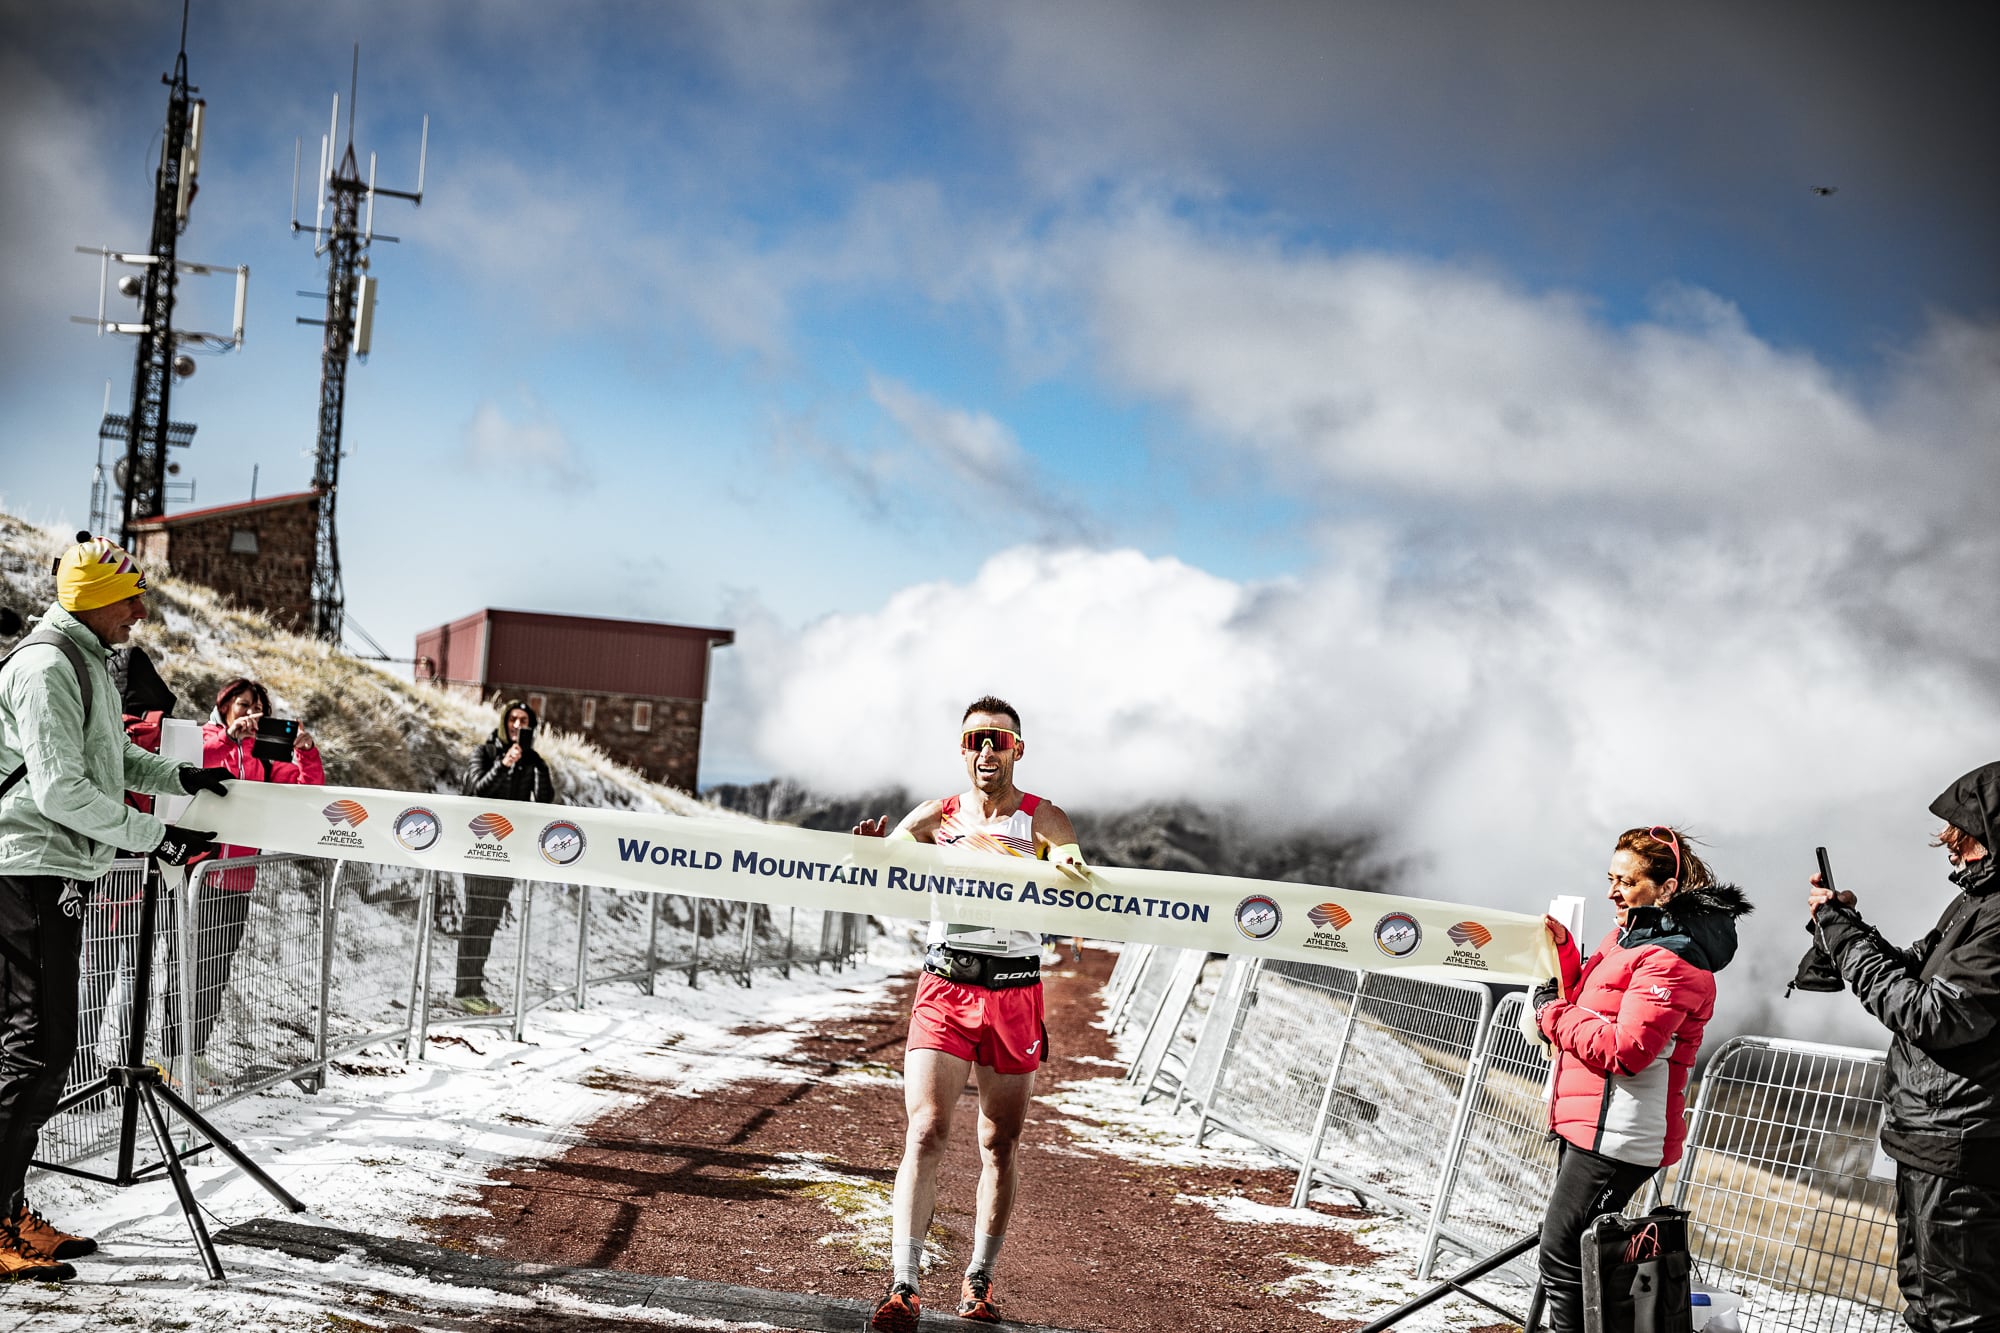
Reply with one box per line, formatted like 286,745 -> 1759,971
1129,953 -> 1905,1331
42,854 -> 870,1171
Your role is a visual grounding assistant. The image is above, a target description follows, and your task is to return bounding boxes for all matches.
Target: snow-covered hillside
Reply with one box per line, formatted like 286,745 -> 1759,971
0,507 -> 711,815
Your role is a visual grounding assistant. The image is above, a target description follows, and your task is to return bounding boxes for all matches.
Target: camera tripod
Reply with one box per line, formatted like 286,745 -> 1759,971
32,861 -> 305,1279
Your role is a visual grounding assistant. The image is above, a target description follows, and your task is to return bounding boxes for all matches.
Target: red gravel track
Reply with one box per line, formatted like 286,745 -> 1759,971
426,950 -> 1402,1332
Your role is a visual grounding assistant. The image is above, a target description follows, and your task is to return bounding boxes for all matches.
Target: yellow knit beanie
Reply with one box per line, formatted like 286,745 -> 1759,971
56,533 -> 150,612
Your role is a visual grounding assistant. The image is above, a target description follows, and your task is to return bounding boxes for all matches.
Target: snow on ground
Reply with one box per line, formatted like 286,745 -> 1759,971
1,940 -> 1522,1332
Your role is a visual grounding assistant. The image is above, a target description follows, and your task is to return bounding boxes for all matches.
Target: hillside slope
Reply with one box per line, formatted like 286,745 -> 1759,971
0,509 -> 710,815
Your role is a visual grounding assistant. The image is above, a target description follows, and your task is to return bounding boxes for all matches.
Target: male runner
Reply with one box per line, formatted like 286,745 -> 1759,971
853,696 -> 1086,1329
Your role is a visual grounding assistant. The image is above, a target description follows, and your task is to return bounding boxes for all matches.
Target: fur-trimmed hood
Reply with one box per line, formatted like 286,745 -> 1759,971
1622,881 -> 1754,973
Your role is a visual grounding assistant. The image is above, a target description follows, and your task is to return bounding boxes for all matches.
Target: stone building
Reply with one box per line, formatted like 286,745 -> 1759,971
128,490 -> 318,631
415,608 -> 734,792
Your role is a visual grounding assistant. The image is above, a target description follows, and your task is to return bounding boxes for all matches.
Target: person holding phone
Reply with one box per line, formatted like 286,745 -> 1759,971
1808,762 -> 2000,1328
161,680 -> 325,1080
455,699 -> 553,1014
1530,825 -> 1752,1333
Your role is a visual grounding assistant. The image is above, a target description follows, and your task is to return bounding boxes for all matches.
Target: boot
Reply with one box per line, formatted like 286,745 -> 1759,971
0,1213 -> 76,1282
10,1200 -> 96,1259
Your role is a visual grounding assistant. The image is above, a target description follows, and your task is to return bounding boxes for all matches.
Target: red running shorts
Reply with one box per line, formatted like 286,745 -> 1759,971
907,971 -> 1047,1074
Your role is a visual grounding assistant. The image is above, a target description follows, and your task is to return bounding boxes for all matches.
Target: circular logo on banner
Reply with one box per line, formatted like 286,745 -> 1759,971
538,819 -> 587,866
1234,893 -> 1282,941
392,806 -> 441,853
1373,911 -> 1422,957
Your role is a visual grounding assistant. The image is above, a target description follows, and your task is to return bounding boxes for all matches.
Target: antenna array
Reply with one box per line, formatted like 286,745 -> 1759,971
70,10 -> 248,545
290,45 -> 428,644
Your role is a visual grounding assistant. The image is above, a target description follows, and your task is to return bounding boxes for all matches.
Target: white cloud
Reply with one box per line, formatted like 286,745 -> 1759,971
460,396 -> 586,488
863,375 -> 1092,538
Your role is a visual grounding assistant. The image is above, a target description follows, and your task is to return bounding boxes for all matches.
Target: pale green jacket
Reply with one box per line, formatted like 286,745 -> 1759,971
0,603 -> 186,879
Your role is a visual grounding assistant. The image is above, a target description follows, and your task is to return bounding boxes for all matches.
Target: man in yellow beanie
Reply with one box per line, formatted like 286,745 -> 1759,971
0,533 -> 232,1281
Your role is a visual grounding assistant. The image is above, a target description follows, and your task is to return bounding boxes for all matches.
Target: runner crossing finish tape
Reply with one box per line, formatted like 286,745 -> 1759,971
188,783 -> 1562,988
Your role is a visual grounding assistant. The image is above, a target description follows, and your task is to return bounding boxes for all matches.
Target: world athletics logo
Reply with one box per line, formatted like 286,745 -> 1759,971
1446,921 -> 1492,949
1308,902 -> 1351,930
321,799 -> 368,828
468,812 -> 515,841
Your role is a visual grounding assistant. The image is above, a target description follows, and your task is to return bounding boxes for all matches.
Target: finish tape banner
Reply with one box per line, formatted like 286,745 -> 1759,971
187,783 -> 1561,987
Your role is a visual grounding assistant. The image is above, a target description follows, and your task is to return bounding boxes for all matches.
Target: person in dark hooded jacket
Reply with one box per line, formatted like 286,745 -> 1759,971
452,699 -> 553,1013
1809,760 -> 2000,1332
1531,825 -> 1753,1333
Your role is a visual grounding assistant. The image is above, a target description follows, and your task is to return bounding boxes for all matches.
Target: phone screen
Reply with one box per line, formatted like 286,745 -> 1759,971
518,723 -> 536,751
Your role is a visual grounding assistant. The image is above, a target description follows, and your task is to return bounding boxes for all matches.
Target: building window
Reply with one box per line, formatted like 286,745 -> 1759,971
527,693 -> 546,715
229,528 -> 259,555
582,698 -> 597,729
632,701 -> 652,732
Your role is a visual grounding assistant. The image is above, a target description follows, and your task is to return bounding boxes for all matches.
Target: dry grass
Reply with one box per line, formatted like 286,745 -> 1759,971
0,507 -> 720,815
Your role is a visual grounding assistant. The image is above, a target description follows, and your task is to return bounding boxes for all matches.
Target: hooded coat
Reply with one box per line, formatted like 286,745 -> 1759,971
1815,761 -> 2000,1185
1538,881 -> 1753,1168
461,700 -> 553,805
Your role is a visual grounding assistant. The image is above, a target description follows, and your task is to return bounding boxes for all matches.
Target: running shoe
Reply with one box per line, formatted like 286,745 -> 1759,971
867,1281 -> 921,1332
958,1268 -> 1001,1322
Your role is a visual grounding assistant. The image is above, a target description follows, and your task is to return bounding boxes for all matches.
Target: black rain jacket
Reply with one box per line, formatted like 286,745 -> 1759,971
461,701 -> 554,806
1815,760 -> 2000,1184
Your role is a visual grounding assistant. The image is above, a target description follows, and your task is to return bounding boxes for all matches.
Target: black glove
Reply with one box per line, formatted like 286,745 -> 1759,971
1531,977 -> 1561,1015
155,825 -> 219,866
1787,917 -> 1846,996
179,765 -> 233,797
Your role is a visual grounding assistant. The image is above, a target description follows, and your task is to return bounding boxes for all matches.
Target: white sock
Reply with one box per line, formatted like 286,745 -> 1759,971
969,1231 -> 1004,1275
893,1236 -> 924,1288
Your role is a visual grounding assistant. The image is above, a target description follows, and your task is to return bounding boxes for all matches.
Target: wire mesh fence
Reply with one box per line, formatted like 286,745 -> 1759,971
1126,949 -> 1213,1104
42,853 -> 868,1173
1418,990 -> 1557,1281
1657,1037 -> 1903,1332
1123,956 -> 1908,1328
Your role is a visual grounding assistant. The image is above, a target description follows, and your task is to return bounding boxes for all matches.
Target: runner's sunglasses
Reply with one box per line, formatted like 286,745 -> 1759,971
1647,825 -> 1682,885
960,727 -> 1022,754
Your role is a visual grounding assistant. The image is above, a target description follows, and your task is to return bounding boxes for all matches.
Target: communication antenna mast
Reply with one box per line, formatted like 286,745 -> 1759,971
70,1 -> 248,546
291,44 -> 427,643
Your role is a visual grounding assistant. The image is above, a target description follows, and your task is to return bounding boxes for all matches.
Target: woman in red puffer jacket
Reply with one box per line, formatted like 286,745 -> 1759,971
1529,825 -> 1753,1333
161,678 -> 324,1074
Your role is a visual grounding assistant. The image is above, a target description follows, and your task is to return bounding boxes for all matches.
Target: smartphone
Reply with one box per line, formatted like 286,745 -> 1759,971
1815,846 -> 1837,894
517,723 -> 536,752
251,716 -> 299,763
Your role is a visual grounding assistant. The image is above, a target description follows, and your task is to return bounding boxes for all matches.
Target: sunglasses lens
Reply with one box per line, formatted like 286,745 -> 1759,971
963,729 -> 1017,753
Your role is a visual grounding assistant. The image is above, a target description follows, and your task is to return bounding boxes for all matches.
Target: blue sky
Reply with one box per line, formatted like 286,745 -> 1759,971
5,2 -> 1998,993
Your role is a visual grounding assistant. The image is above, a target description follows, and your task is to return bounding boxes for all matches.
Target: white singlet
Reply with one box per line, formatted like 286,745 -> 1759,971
926,791 -> 1046,959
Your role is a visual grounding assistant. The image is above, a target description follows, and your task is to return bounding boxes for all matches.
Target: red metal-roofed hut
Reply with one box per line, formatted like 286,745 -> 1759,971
415,609 -> 734,792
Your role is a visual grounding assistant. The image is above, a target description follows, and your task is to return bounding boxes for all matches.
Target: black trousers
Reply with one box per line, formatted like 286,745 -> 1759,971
456,875 -> 513,998
0,874 -> 86,1210
158,884 -> 254,1060
1895,1164 -> 2000,1332
1537,1139 -> 1659,1333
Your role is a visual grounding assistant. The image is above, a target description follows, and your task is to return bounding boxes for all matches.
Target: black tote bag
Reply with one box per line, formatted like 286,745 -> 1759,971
1581,1206 -> 1694,1333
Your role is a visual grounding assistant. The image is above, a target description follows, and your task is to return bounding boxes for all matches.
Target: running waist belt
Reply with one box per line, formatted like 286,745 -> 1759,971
182,782 -> 1563,989
924,944 -> 1041,989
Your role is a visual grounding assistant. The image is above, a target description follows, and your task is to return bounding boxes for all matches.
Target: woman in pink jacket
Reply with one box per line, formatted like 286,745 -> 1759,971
1530,826 -> 1752,1333
161,679 -> 323,1075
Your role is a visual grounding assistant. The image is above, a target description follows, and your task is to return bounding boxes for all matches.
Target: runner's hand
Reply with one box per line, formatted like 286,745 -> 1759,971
852,815 -> 891,838
1048,842 -> 1091,882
